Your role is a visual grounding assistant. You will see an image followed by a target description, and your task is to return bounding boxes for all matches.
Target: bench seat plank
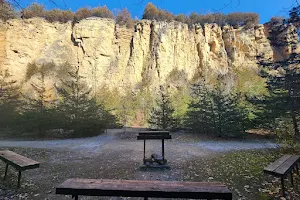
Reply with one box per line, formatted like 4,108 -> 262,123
0,150 -> 40,171
264,155 -> 300,177
264,155 -> 291,173
274,156 -> 300,175
137,135 -> 172,140
56,179 -> 232,199
139,131 -> 170,136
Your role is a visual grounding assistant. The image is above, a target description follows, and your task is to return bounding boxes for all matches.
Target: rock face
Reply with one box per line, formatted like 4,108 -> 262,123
0,18 -> 298,93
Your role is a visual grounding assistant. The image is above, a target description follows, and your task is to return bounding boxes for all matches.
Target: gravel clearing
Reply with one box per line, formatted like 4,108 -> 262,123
0,128 -> 281,200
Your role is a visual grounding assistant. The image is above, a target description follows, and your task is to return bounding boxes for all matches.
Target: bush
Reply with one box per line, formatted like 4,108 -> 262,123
23,3 -> 45,19
116,8 -> 134,28
44,9 -> 61,22
0,1 -> 16,21
142,2 -> 159,20
44,9 -> 74,23
227,12 -> 259,28
175,14 -> 187,23
74,8 -> 92,22
59,10 -> 74,23
275,118 -> 297,149
270,17 -> 285,26
91,6 -> 114,19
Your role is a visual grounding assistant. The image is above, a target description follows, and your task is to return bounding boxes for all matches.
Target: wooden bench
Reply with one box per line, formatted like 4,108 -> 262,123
0,150 -> 40,188
264,155 -> 300,197
56,179 -> 232,200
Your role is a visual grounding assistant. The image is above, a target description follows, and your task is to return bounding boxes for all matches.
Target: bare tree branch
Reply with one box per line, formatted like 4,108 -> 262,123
212,0 -> 241,12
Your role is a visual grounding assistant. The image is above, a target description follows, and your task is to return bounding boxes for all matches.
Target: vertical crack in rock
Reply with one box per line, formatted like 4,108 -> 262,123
196,43 -> 202,70
71,24 -> 85,72
129,37 -> 134,58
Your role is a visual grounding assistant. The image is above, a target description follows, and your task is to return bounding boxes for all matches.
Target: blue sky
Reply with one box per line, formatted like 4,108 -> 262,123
18,0 -> 297,23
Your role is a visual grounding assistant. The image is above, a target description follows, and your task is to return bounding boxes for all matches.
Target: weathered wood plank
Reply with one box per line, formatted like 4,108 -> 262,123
139,131 -> 170,136
137,135 -> 172,140
274,156 -> 300,175
56,179 -> 232,200
264,155 -> 291,173
0,150 -> 40,171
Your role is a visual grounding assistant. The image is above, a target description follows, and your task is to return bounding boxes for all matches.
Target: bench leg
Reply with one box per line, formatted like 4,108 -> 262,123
291,172 -> 294,187
72,195 -> 78,200
281,177 -> 285,197
296,164 -> 299,175
3,163 -> 8,181
17,171 -> 21,188
144,197 -> 148,200
143,140 -> 146,164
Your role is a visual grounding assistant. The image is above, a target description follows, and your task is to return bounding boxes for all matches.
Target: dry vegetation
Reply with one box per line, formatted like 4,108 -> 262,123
0,1 -> 259,29
142,3 -> 259,28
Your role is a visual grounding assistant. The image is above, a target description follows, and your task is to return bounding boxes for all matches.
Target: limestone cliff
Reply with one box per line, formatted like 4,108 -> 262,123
0,17 -> 298,93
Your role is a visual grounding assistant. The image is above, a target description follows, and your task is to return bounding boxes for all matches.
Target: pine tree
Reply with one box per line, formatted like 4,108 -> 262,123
185,81 -> 247,137
0,69 -> 20,128
185,83 -> 215,134
211,88 -> 246,137
258,53 -> 300,138
252,5 -> 300,145
21,63 -> 57,135
148,91 -> 177,130
56,63 -> 114,136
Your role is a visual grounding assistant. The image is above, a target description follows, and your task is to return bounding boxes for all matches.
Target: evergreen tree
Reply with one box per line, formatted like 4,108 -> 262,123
211,88 -> 246,137
56,63 -> 114,136
185,81 -> 247,137
0,69 -> 20,128
253,5 -> 300,144
21,63 -> 57,135
185,82 -> 215,134
258,53 -> 300,138
148,90 -> 177,130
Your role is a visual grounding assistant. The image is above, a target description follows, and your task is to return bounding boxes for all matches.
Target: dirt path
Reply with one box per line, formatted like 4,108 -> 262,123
0,128 -> 279,153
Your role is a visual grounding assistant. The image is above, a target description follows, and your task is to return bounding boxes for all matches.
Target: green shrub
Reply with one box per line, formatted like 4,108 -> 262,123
91,6 -> 114,19
275,118 -> 297,149
116,8 -> 134,28
175,14 -> 187,23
